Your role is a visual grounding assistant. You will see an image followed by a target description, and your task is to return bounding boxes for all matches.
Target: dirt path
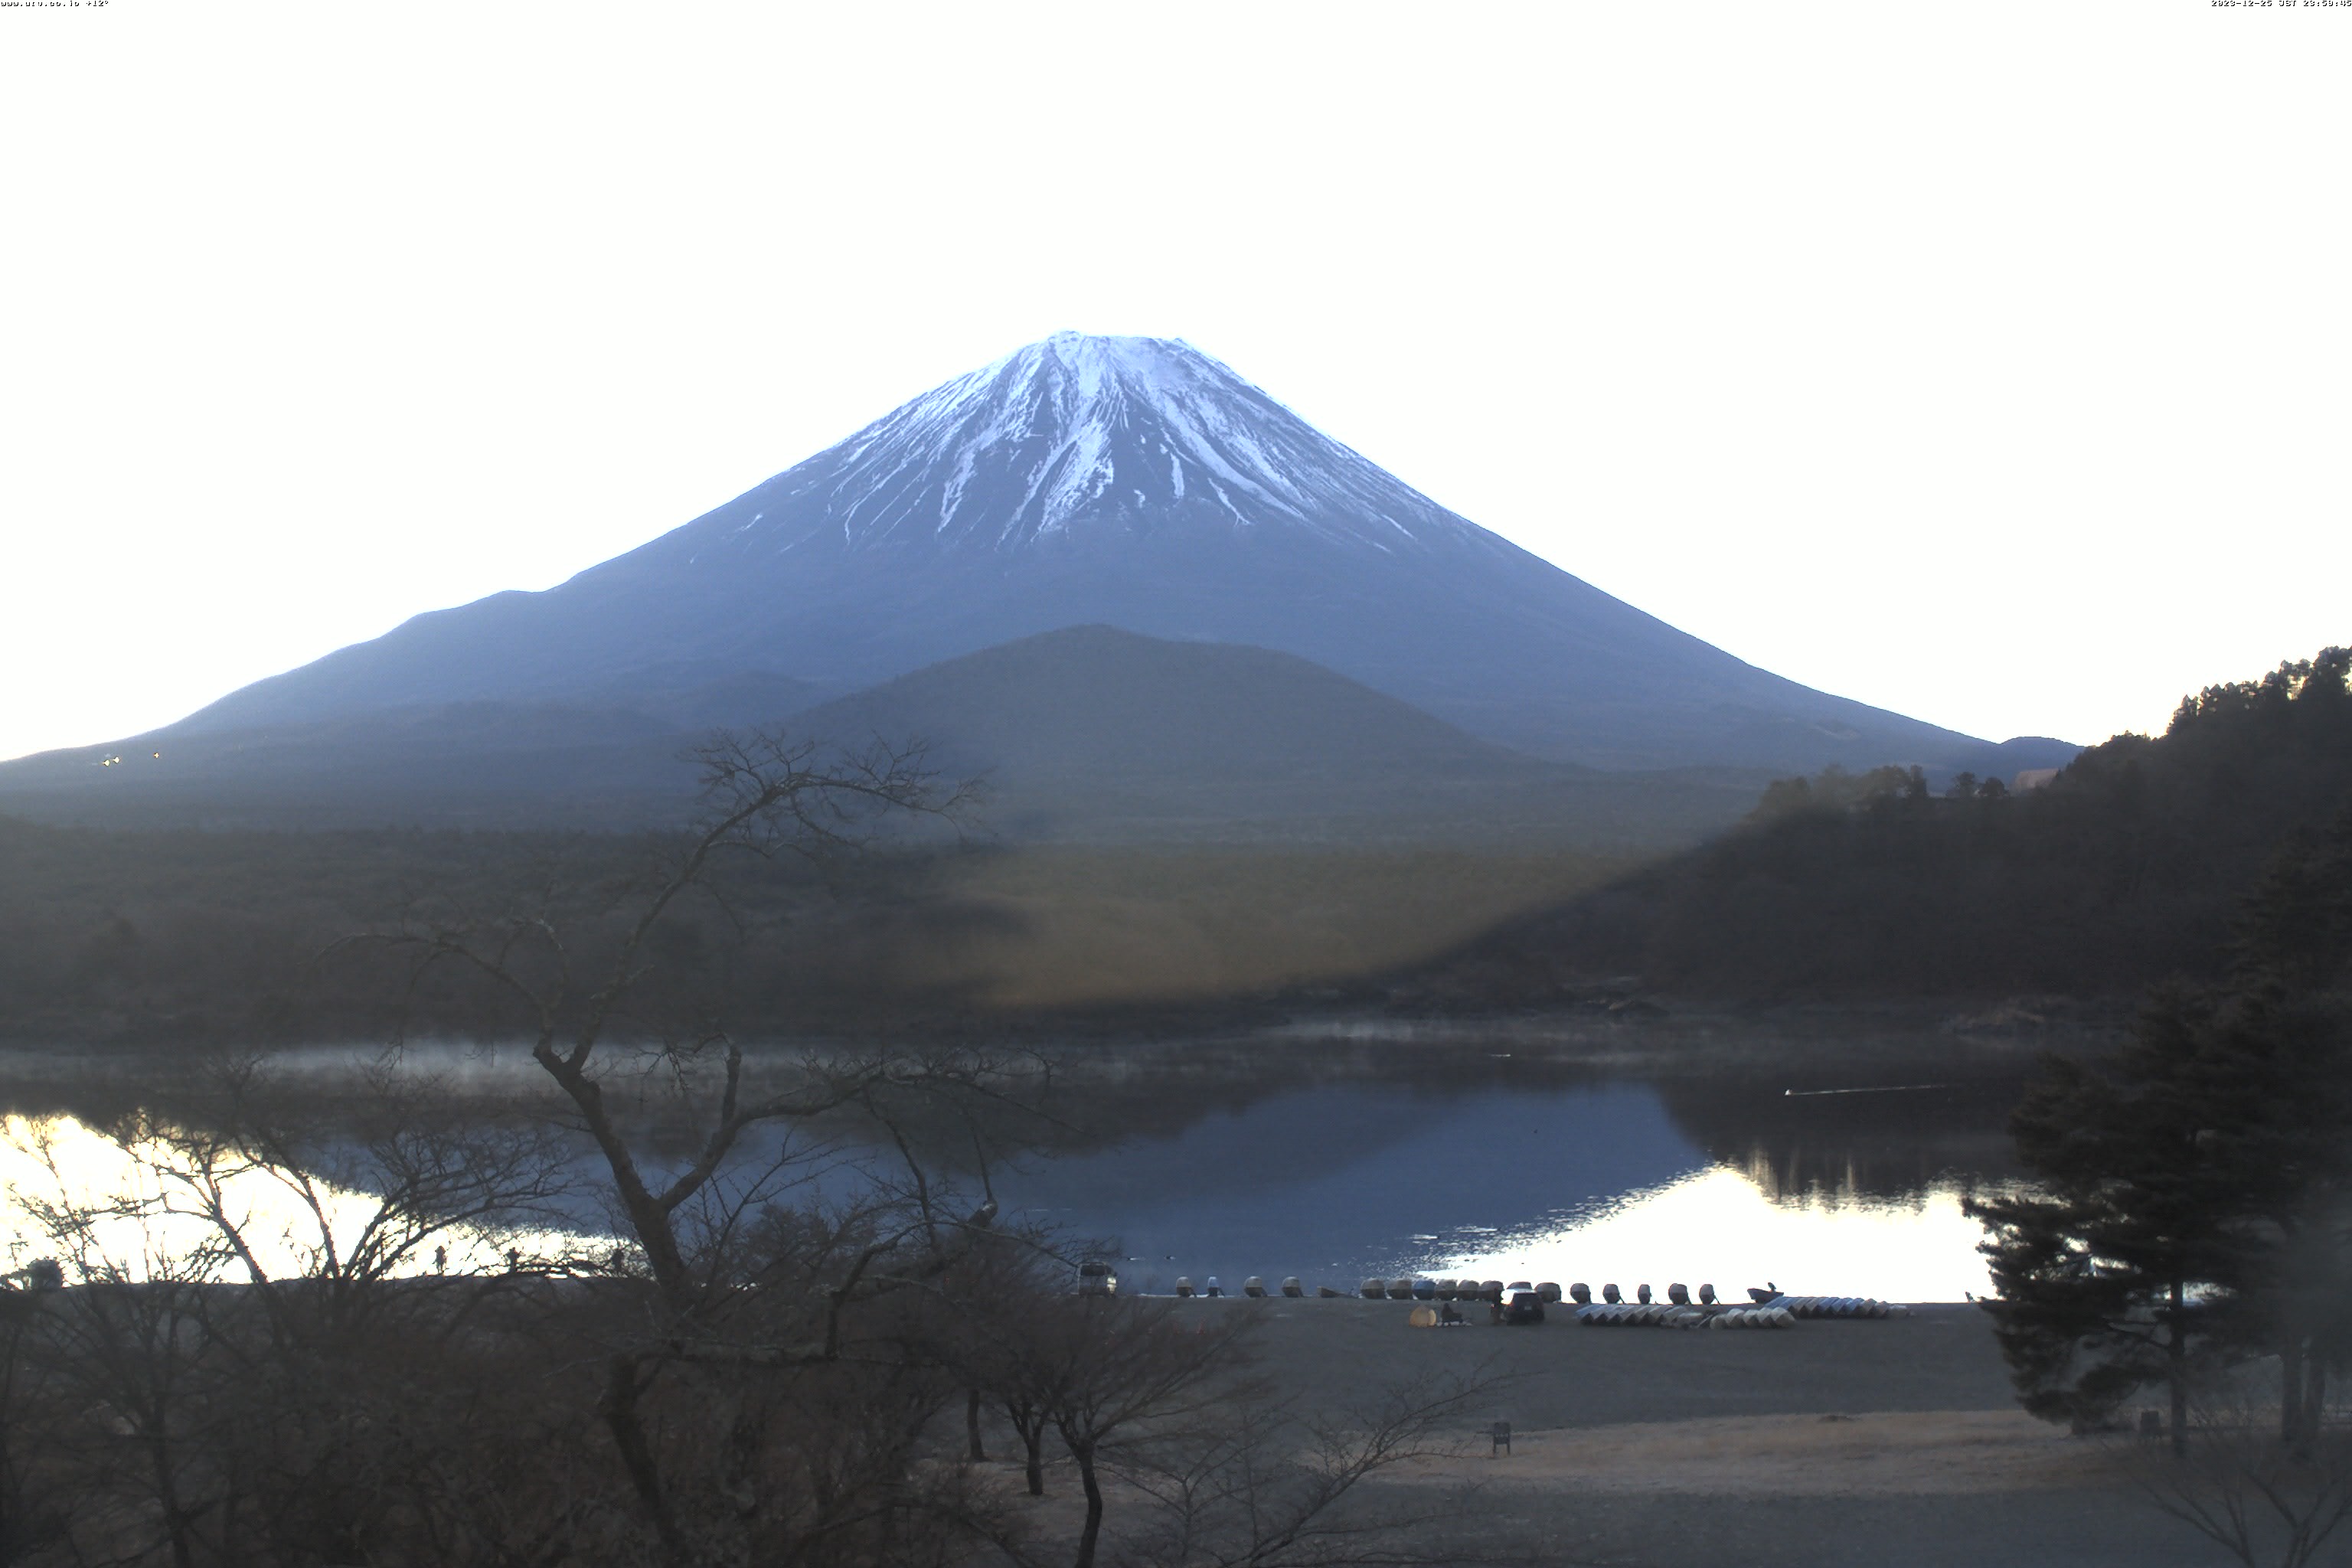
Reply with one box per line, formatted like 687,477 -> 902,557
1397,1408 -> 2128,1497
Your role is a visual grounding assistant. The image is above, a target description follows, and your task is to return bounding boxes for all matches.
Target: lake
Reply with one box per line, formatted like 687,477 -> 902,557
0,1019 -> 2054,1301
975,1024 -> 2034,1301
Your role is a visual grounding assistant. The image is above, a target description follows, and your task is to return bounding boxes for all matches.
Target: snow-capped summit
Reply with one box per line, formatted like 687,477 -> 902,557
686,332 -> 1484,559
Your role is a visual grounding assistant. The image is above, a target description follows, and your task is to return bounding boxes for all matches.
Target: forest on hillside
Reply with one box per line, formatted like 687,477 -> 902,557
1416,648 -> 2352,1006
9,648 -> 2346,1045
0,792 -> 1625,1047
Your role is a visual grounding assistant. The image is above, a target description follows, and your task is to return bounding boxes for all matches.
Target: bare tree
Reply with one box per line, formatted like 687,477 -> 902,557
5,1054 -> 597,1568
1022,1298 -> 1259,1568
95,1054 -> 575,1340
0,1279 -> 67,1566
2134,1390 -> 2352,1568
9,1132 -> 250,1568
376,728 -> 984,1314
345,728 -> 1056,1566
961,1287 -> 1494,1568
1118,1370 -> 1494,1568
949,1227 -> 1103,1499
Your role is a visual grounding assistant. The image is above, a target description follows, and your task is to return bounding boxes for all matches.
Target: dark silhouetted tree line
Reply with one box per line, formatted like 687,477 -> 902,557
1966,785 -> 2352,1563
0,807 -> 1004,1053
1420,648 -> 2352,1002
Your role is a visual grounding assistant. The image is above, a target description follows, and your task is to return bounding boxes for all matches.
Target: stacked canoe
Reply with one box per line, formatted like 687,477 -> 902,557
1764,1295 -> 1899,1319
1575,1304 -> 1795,1329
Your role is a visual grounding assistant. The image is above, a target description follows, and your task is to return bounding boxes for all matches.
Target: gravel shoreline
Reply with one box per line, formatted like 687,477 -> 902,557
1200,1296 -> 2014,1427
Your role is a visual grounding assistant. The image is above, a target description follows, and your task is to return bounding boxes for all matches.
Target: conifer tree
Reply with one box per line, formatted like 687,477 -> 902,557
1974,799 -> 2352,1456
1970,989 -> 2237,1454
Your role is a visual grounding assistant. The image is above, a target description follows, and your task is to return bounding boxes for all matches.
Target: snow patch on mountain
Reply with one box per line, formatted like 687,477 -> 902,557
725,332 -> 1490,558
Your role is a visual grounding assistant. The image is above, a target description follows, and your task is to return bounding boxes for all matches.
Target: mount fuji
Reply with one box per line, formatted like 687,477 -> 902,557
5,332 -> 2067,824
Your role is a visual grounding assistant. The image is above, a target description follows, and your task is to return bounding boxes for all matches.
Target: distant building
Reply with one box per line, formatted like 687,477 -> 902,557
2013,767 -> 2063,792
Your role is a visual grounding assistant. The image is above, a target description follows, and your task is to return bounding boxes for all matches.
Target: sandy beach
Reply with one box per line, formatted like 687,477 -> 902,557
984,1298 -> 2239,1567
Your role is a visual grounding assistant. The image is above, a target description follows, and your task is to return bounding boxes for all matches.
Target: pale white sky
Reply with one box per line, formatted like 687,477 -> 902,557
2,2 -> 2346,763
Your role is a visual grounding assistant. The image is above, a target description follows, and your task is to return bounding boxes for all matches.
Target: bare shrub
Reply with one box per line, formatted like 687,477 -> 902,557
2134,1390 -> 2352,1568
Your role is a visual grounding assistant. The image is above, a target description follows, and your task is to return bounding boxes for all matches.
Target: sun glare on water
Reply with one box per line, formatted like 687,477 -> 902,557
1444,1165 -> 2002,1304
0,1114 -> 560,1283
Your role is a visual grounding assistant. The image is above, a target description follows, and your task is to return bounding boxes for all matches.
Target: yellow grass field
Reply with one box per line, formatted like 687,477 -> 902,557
893,844 -> 1634,1010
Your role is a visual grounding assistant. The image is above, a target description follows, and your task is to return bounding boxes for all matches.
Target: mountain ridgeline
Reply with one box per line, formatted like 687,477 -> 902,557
0,333 -> 2064,833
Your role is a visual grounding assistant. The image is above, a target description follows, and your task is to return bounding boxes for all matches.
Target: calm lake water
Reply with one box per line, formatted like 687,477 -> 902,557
0,1024 -> 2047,1302
978,1044 -> 2029,1301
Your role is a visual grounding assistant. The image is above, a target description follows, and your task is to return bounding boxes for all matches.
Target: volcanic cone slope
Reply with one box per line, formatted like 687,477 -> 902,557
67,334 -> 2065,778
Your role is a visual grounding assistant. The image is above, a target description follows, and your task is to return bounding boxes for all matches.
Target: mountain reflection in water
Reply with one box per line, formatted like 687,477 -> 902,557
0,1037 -> 2032,1302
990,1071 -> 2014,1301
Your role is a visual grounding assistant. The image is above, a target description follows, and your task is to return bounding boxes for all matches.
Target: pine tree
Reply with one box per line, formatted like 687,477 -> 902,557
1970,990 -> 2237,1454
1972,806 -> 2352,1457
